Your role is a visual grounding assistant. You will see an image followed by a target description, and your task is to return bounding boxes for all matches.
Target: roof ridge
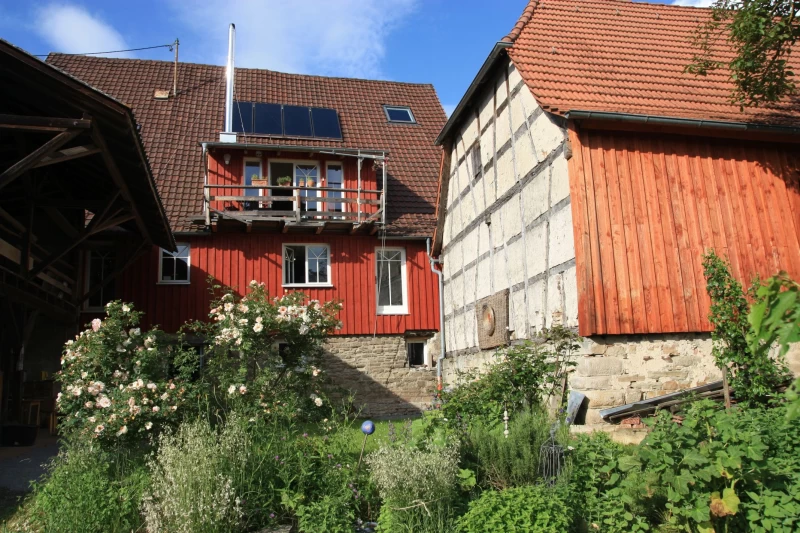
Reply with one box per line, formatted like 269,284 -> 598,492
46,52 -> 436,88
502,0 -> 539,43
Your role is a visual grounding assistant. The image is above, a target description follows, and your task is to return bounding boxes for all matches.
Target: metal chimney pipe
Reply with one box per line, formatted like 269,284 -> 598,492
224,23 -> 235,133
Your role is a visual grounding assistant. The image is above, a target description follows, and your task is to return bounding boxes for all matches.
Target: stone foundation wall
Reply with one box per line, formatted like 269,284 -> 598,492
322,335 -> 437,418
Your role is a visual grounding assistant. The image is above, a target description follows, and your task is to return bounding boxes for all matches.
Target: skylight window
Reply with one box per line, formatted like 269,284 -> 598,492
383,105 -> 416,124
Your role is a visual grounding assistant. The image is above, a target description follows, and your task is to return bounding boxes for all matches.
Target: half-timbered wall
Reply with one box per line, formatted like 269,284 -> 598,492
568,127 -> 800,337
120,235 -> 440,336
439,59 -> 577,381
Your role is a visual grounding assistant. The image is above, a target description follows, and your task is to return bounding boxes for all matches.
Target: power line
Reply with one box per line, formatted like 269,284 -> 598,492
33,42 -> 175,58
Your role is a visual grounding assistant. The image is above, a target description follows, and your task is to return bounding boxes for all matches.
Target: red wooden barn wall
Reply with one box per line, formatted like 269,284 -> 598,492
568,126 -> 800,337
207,150 -> 380,216
120,235 -> 440,335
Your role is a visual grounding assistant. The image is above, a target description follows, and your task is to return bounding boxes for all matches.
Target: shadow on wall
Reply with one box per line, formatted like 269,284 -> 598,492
321,336 -> 437,419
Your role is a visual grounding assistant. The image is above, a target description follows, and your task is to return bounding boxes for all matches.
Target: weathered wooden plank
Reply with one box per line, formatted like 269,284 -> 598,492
614,134 -> 647,333
626,135 -> 661,333
0,114 -> 92,132
581,130 -> 607,334
567,124 -> 595,335
0,129 -> 82,191
602,136 -> 633,333
587,131 -> 616,334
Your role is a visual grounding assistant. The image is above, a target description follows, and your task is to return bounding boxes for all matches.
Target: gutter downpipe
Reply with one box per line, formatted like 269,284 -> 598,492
565,110 -> 800,136
427,238 -> 446,396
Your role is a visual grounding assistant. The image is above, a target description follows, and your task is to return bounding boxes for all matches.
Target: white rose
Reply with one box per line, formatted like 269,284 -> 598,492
116,425 -> 128,436
253,323 -> 264,333
145,422 -> 153,430
228,385 -> 236,395
122,305 -> 131,313
314,397 -> 323,407
239,385 -> 247,395
152,406 -> 160,413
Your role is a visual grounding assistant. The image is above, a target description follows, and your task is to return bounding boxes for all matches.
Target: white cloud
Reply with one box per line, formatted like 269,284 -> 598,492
671,0 -> 717,6
170,0 -> 418,79
443,103 -> 457,117
34,3 -> 131,57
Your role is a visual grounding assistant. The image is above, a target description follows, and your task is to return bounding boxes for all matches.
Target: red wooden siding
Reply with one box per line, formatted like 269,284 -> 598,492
121,235 -> 439,335
206,150 -> 380,217
568,127 -> 800,336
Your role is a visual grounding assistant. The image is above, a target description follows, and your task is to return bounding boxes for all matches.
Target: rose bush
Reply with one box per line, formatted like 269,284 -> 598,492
56,301 -> 198,444
189,280 -> 342,420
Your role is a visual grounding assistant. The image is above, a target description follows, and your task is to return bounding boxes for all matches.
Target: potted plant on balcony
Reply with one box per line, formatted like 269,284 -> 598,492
251,174 -> 269,187
276,176 -> 292,187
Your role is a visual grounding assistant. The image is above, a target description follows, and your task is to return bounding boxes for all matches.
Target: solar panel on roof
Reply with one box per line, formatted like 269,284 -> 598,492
253,103 -> 283,135
283,105 -> 312,137
310,108 -> 342,139
232,101 -> 254,133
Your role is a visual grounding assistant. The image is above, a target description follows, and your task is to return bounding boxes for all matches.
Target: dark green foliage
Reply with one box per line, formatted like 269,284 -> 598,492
687,0 -> 799,107
456,485 -> 570,533
25,441 -> 149,533
464,407 -> 553,490
702,251 -> 789,404
441,326 -> 578,428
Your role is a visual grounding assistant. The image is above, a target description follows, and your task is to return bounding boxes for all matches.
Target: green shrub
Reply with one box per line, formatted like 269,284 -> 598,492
367,440 -> 461,532
465,406 -> 552,489
141,418 -> 245,533
25,441 -> 148,533
456,485 -> 570,533
441,326 -> 578,428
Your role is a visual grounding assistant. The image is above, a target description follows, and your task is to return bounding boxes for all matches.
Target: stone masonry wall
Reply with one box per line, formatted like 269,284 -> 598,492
322,335 -> 437,418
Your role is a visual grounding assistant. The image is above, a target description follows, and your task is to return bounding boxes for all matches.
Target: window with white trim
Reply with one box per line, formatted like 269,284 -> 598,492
283,244 -> 331,286
243,158 -> 262,210
376,247 -> 407,314
326,162 -> 344,213
406,340 -> 430,367
159,243 -> 191,284
85,250 -> 116,310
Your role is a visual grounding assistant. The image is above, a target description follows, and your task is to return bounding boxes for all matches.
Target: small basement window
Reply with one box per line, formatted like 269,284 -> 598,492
406,340 -> 429,367
383,105 -> 416,124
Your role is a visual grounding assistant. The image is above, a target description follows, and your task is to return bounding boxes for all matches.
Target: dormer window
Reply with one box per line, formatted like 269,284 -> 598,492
383,105 -> 415,124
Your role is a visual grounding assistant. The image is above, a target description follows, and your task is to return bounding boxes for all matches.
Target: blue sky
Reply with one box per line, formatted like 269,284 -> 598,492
0,0 -> 712,115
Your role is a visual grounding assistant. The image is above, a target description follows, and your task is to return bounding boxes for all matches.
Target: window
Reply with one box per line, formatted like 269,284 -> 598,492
376,247 -> 407,314
295,164 -> 318,211
283,244 -> 331,286
159,243 -> 191,284
85,250 -> 116,310
406,341 -> 428,367
243,158 -> 262,210
383,105 -> 416,124
326,163 -> 344,213
470,142 -> 482,178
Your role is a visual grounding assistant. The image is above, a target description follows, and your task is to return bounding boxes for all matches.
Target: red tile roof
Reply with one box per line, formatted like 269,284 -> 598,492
46,55 -> 446,235
506,0 -> 800,125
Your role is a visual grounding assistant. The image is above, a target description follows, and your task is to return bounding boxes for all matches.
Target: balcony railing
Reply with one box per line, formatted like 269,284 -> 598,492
203,184 -> 384,227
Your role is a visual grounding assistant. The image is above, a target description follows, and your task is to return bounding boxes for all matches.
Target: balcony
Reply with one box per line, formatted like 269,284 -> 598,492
200,183 -> 384,234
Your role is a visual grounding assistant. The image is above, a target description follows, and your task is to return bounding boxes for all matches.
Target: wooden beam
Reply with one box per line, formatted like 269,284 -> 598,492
90,125 -> 151,243
315,222 -> 327,234
0,129 -> 82,191
26,191 -> 120,280
42,206 -> 80,239
0,114 -> 92,132
33,144 -> 102,169
79,240 -> 148,305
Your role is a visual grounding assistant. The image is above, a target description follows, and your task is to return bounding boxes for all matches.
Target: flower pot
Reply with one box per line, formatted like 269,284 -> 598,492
251,179 -> 269,187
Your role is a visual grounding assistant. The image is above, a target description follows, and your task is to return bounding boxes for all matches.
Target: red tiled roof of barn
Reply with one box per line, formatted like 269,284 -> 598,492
505,0 -> 800,125
47,54 -> 446,235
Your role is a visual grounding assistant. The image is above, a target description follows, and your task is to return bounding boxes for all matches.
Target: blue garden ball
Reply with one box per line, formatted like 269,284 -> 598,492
361,420 -> 375,435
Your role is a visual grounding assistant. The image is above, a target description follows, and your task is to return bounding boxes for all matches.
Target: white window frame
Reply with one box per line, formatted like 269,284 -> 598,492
243,156 -> 264,191
158,243 -> 191,285
282,243 -> 332,288
376,246 -> 408,315
383,105 -> 416,124
406,340 -> 431,368
268,159 -> 320,212
325,161 -> 346,215
84,249 -> 116,311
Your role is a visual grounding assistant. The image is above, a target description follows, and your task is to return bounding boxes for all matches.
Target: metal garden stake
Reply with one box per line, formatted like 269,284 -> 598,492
356,420 -> 375,474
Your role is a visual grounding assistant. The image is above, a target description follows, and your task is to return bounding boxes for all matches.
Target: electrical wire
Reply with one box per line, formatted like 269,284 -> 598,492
33,43 -> 175,58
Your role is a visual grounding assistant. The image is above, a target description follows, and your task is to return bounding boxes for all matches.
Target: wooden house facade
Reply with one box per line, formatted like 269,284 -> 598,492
433,0 -> 800,427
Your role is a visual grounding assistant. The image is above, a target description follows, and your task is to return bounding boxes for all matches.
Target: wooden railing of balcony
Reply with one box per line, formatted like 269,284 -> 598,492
203,184 -> 383,225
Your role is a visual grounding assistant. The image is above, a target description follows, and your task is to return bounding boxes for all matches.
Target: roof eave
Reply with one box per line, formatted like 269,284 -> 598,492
435,41 -> 512,146
565,110 -> 800,136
